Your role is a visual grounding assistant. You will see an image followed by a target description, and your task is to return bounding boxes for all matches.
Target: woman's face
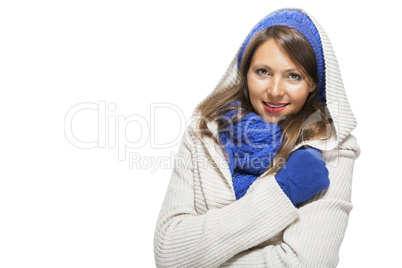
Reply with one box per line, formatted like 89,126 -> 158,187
247,38 -> 314,123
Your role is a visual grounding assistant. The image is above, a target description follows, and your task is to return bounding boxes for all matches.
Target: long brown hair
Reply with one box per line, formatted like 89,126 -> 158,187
197,25 -> 334,175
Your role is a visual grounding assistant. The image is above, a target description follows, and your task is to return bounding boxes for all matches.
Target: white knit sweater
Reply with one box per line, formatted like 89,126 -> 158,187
154,8 -> 360,268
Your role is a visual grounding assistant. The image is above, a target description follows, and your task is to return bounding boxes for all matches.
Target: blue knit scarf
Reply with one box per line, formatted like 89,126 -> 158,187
219,103 -> 283,199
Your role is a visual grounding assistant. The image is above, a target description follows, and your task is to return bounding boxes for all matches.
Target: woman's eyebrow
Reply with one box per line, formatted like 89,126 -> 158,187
252,64 -> 299,73
251,63 -> 271,69
285,68 -> 300,72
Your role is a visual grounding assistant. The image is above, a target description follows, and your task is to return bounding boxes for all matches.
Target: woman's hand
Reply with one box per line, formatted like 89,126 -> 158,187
275,147 -> 330,206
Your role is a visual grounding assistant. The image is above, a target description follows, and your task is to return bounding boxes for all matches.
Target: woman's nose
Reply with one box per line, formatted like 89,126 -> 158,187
267,76 -> 284,99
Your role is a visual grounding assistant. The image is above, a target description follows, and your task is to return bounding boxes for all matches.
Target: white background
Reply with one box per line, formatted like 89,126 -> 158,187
1,0 -> 400,267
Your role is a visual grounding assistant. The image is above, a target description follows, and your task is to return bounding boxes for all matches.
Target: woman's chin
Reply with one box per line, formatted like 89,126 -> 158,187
261,114 -> 279,124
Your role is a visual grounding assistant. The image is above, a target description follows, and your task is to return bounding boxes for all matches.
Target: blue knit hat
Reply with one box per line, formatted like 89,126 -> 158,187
238,9 -> 326,102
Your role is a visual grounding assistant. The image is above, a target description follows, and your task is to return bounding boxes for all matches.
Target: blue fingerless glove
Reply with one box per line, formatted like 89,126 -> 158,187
275,147 -> 330,206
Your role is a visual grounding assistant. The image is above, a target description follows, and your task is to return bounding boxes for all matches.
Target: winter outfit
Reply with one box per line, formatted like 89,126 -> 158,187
219,105 -> 329,204
154,8 -> 360,268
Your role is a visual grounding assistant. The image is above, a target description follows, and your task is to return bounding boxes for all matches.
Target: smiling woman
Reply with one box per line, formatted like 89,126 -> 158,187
200,23 -> 334,176
247,37 -> 314,123
154,8 -> 360,268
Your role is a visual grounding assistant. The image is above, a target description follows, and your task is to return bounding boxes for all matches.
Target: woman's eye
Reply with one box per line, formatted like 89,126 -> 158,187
289,73 -> 301,80
257,69 -> 269,76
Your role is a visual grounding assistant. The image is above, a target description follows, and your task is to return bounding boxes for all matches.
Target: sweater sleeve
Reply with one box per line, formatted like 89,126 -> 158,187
220,135 -> 360,267
153,128 -> 299,268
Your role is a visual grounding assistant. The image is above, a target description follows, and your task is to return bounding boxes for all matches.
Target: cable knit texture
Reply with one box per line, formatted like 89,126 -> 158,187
219,106 -> 282,199
154,8 -> 360,268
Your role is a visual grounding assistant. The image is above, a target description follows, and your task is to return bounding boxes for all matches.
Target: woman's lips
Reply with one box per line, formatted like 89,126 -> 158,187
262,101 -> 289,114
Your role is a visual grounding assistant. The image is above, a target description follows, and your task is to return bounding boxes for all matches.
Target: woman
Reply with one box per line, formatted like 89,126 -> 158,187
154,8 -> 360,268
